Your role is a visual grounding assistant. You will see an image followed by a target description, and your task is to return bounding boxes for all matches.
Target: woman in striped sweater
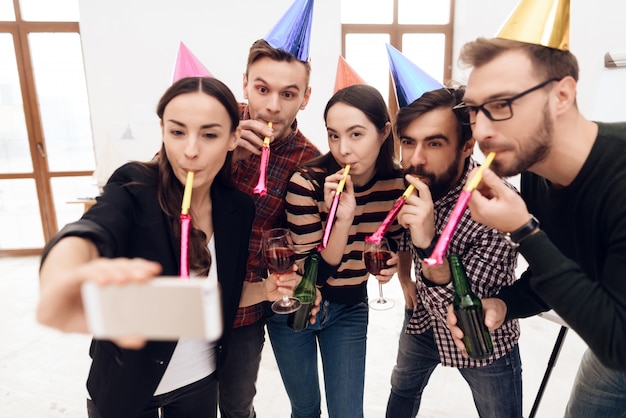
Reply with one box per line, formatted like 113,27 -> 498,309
267,84 -> 406,418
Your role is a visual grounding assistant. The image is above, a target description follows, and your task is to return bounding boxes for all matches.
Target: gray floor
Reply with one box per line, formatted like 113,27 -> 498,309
1,255 -> 587,417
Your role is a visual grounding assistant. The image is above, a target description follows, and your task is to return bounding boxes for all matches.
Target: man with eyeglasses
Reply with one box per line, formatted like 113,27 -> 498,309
448,36 -> 626,417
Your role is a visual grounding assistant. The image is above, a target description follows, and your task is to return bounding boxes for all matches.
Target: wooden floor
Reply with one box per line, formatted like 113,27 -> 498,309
0,255 -> 587,417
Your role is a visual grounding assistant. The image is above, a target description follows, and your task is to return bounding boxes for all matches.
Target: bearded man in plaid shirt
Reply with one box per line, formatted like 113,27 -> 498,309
386,86 -> 522,418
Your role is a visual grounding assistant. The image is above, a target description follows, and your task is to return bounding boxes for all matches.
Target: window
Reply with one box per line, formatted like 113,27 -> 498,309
0,0 -> 96,255
340,0 -> 454,113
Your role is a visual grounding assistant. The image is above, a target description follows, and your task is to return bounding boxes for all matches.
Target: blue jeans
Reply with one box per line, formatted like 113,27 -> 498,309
565,348 -> 626,417
386,309 -> 522,418
218,320 -> 265,418
267,300 -> 369,418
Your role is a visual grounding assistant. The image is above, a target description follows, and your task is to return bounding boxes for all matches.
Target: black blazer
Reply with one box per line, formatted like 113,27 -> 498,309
41,163 -> 254,418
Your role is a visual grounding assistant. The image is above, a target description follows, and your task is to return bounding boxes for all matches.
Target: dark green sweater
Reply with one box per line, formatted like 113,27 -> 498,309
498,121 -> 626,371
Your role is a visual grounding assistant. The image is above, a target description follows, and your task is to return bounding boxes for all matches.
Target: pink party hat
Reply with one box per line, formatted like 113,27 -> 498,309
334,56 -> 367,93
264,0 -> 315,61
386,43 -> 443,108
172,42 -> 213,83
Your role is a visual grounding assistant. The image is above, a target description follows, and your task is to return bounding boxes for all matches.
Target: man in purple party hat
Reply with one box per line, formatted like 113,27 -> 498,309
385,44 -> 523,418
220,1 -> 320,417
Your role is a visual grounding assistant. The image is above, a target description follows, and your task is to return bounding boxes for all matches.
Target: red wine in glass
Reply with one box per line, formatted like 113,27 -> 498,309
264,247 -> 295,275
263,228 -> 301,314
364,237 -> 395,310
364,251 -> 392,275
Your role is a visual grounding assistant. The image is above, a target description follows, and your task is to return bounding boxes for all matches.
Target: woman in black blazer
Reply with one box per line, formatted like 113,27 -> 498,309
37,77 -> 255,418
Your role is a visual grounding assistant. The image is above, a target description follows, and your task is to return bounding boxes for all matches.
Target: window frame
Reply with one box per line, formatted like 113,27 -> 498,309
341,0 -> 455,115
0,1 -> 92,255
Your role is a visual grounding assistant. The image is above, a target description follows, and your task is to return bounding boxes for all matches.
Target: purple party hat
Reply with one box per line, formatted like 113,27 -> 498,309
172,42 -> 213,83
264,0 -> 314,61
386,43 -> 443,108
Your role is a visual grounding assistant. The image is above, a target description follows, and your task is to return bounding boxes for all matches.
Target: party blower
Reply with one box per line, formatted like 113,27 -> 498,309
424,152 -> 496,266
366,184 -> 415,245
180,171 -> 194,278
318,164 -> 350,250
253,122 -> 273,196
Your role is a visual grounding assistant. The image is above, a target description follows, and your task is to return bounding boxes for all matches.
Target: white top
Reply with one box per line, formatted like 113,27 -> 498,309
154,236 -> 218,395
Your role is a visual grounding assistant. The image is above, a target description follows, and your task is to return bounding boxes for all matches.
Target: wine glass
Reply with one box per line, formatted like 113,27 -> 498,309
364,237 -> 395,310
263,228 -> 301,314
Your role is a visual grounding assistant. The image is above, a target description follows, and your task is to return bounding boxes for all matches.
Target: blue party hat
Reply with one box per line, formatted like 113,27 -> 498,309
264,0 -> 314,61
385,43 -> 443,108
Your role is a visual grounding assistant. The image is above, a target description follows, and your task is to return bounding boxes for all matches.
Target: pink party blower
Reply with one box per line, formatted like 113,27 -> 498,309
179,171 -> 194,278
425,152 -> 496,266
366,184 -> 415,245
253,122 -> 273,196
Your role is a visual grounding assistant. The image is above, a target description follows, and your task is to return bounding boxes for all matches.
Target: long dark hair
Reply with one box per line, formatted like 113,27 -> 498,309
303,84 -> 399,179
139,77 -> 239,276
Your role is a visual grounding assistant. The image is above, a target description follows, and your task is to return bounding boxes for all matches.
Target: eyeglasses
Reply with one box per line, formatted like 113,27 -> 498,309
453,78 -> 560,125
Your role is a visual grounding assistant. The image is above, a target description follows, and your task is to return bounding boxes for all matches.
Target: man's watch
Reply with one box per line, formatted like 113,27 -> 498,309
415,234 -> 439,259
503,215 -> 540,248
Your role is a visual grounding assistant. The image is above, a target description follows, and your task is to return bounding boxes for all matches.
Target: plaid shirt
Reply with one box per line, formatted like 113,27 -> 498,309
231,104 -> 320,328
401,157 -> 520,367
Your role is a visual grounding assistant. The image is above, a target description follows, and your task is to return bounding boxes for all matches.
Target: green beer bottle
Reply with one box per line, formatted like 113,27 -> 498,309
449,253 -> 494,360
287,252 -> 318,332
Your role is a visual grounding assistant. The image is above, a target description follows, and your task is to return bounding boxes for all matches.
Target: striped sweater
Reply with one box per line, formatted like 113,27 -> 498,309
285,165 -> 406,305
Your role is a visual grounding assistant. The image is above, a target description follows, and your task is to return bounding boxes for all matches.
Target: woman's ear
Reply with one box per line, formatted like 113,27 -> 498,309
228,127 -> 241,151
381,121 -> 392,144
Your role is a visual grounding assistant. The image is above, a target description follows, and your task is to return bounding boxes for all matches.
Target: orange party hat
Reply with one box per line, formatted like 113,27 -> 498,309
334,56 -> 367,93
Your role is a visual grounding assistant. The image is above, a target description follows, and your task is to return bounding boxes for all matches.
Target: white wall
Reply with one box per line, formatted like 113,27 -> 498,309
78,0 -> 625,187
453,0 -> 626,121
77,0 -> 340,187
570,1 -> 626,121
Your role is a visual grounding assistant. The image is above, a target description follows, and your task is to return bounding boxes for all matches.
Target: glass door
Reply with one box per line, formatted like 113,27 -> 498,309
0,0 -> 97,255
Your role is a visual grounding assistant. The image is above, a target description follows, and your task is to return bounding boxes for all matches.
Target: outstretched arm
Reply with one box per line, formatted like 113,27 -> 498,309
38,236 -> 161,348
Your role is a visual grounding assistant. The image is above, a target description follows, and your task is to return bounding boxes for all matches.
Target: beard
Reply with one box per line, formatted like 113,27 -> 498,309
489,102 -> 553,177
404,148 -> 465,202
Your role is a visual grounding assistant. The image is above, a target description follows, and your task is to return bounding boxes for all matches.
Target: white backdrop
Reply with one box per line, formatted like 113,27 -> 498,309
77,0 -> 626,187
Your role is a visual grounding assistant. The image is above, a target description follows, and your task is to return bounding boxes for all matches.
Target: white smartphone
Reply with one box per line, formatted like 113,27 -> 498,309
81,277 -> 222,341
